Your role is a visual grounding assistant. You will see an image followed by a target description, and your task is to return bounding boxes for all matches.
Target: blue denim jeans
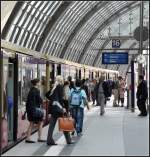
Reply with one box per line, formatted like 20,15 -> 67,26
71,107 -> 84,134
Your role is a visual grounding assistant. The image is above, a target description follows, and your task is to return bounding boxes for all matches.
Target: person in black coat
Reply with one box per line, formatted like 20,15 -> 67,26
46,76 -> 74,145
26,79 -> 45,143
136,75 -> 148,116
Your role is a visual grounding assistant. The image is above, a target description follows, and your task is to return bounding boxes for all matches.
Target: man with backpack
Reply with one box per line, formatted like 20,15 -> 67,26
69,79 -> 90,136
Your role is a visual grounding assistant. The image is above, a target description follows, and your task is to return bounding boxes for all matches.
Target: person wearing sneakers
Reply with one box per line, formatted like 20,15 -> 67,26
69,79 -> 90,136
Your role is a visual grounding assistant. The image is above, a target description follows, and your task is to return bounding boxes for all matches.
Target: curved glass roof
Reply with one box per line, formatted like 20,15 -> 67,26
1,1 -> 149,74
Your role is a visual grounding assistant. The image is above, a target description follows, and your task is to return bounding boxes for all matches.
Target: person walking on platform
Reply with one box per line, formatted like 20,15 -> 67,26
94,80 -> 100,106
136,75 -> 148,116
25,79 -> 45,143
97,76 -> 109,115
46,76 -> 74,145
69,79 -> 90,136
112,79 -> 119,107
89,79 -> 97,105
118,76 -> 126,107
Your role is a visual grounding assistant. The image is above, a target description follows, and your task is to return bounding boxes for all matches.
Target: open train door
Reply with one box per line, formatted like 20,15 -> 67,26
2,50 -> 18,145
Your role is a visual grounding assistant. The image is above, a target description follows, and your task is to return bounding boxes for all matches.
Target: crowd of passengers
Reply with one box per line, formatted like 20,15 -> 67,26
24,74 -> 148,145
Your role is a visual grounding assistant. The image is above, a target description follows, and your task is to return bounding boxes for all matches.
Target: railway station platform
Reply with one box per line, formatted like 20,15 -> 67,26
1,1 -> 149,156
2,97 -> 149,156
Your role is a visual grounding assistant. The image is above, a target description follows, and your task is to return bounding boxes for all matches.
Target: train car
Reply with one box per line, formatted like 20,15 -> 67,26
0,40 -> 118,153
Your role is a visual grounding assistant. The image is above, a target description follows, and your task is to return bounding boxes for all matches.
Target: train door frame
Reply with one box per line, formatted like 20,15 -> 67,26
7,54 -> 18,142
92,71 -> 94,80
79,69 -> 81,79
50,63 -> 55,84
108,73 -> 110,80
2,51 -> 18,145
0,50 -> 3,155
57,64 -> 61,75
76,68 -> 78,79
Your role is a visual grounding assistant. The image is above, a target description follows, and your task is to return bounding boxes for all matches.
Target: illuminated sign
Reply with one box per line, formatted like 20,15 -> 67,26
102,52 -> 128,64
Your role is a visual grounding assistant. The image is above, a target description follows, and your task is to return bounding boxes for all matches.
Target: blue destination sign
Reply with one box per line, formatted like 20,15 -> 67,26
102,52 -> 128,64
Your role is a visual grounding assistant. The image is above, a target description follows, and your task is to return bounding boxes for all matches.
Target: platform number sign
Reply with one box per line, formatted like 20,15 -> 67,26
112,39 -> 121,48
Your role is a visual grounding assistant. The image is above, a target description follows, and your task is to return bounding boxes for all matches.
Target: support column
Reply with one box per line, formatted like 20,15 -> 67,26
138,1 -> 144,77
13,54 -> 18,141
131,60 -> 135,112
0,50 -> 3,155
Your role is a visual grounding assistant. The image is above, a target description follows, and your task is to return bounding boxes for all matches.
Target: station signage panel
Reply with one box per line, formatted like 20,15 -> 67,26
102,52 -> 128,64
112,39 -> 121,48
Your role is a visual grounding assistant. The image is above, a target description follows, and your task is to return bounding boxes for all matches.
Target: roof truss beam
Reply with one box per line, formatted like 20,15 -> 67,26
35,1 -> 72,52
59,1 -> 109,59
78,2 -> 139,63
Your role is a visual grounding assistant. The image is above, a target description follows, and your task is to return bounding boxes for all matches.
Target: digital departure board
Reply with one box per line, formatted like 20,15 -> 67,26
102,52 -> 128,64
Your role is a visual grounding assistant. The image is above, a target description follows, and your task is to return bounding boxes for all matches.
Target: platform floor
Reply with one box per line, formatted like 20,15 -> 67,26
2,97 -> 149,156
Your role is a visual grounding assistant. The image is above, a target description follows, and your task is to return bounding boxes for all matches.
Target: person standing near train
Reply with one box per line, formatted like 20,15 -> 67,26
89,79 -> 97,106
46,76 -> 74,145
118,76 -> 126,107
25,79 -> 45,143
97,76 -> 109,115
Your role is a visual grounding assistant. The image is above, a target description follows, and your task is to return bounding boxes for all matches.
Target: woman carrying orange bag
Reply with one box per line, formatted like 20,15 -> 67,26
46,75 -> 75,146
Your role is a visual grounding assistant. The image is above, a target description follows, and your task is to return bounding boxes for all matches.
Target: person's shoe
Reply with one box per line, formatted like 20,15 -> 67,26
38,139 -> 47,142
67,140 -> 75,144
141,113 -> 147,116
77,132 -> 83,137
100,111 -> 105,116
47,142 -> 58,146
138,113 -> 143,116
25,140 -> 36,143
121,105 -> 124,107
71,131 -> 75,136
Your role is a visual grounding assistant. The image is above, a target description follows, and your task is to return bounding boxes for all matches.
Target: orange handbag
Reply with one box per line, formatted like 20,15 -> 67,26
58,115 -> 75,132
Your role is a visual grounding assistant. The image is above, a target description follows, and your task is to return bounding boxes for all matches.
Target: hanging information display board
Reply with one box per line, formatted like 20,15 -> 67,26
102,52 -> 128,64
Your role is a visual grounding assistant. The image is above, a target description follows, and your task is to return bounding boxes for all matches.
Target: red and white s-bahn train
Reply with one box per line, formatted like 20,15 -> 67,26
0,40 -> 118,153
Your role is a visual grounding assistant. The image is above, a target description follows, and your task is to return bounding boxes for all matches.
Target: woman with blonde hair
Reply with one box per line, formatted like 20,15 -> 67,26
46,75 -> 74,145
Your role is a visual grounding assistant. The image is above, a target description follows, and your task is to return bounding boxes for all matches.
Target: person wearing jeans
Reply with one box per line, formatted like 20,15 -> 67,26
69,79 -> 89,136
71,107 -> 84,134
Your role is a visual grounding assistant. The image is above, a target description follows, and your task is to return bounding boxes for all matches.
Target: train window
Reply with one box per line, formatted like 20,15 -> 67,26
17,55 -> 38,111
38,62 -> 46,100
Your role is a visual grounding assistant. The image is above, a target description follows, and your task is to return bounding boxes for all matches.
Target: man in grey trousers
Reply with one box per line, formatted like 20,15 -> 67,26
98,76 -> 109,115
